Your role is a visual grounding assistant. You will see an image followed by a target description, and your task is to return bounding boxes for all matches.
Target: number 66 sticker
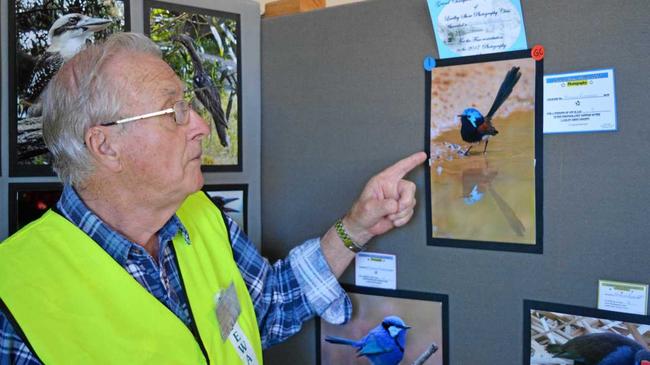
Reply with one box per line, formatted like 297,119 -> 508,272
531,45 -> 545,61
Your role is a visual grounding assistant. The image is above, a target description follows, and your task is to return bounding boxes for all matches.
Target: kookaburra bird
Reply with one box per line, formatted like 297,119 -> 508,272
23,13 -> 111,116
174,34 -> 230,148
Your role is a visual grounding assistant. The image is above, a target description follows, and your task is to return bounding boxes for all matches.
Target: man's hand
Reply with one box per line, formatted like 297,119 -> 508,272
342,152 -> 428,246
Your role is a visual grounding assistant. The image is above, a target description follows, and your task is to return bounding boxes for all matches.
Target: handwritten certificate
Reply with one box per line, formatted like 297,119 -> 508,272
426,0 -> 528,58
598,280 -> 648,315
544,69 -> 617,134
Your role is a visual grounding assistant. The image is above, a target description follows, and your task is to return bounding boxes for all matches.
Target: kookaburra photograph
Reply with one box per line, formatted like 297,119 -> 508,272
10,0 -> 128,174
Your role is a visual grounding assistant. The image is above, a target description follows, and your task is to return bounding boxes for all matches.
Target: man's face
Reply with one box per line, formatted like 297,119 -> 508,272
108,53 -> 210,203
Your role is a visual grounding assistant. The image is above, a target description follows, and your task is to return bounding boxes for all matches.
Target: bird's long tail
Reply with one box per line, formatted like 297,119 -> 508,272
485,66 -> 521,121
324,336 -> 360,347
214,120 -> 230,148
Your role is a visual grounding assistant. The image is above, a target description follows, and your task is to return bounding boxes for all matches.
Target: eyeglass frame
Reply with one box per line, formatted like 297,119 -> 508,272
99,99 -> 192,127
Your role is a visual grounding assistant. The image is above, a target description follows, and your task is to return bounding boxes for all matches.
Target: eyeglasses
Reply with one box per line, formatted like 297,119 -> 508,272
99,100 -> 191,127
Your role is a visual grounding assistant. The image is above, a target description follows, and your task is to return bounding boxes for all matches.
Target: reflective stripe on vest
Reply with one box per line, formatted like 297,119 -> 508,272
0,191 -> 262,364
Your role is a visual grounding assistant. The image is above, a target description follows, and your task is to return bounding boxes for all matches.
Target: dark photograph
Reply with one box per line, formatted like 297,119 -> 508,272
8,183 -> 63,233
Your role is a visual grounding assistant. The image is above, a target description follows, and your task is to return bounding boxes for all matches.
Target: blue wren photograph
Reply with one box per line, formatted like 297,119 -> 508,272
529,309 -> 650,365
320,292 -> 444,365
429,57 -> 536,246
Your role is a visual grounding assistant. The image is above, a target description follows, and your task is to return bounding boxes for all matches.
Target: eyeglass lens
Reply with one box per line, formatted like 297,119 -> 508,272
173,100 -> 190,125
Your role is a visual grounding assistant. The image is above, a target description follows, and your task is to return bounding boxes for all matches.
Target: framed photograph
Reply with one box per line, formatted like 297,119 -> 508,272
203,184 -> 247,232
425,50 -> 543,253
317,285 -> 449,365
8,183 -> 63,234
145,0 -> 242,172
9,0 -> 130,176
524,300 -> 650,365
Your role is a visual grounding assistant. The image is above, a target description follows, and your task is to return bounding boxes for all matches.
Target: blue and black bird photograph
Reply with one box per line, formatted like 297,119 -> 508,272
325,316 -> 411,365
150,6 -> 240,168
14,0 -> 127,165
320,292 -> 445,365
530,310 -> 650,365
428,58 -> 537,245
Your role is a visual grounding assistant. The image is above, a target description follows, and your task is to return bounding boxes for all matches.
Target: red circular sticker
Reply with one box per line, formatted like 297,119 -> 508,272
531,45 -> 545,61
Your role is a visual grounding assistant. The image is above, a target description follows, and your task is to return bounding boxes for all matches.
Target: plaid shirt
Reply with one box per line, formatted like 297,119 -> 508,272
0,185 -> 351,364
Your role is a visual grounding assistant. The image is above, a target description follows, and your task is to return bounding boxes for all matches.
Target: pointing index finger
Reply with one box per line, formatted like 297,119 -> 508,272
381,152 -> 427,179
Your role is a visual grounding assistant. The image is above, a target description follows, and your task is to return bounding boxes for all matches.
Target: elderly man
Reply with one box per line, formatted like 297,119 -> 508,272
0,33 -> 425,364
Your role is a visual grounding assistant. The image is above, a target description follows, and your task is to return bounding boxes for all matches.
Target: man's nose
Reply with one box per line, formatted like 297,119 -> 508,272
188,109 -> 211,139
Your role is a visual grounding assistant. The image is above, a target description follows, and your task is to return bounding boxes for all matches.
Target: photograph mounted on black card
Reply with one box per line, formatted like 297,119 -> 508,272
425,50 -> 543,253
203,184 -> 247,232
145,0 -> 242,172
524,300 -> 650,365
317,285 -> 449,365
9,0 -> 130,176
8,183 -> 63,234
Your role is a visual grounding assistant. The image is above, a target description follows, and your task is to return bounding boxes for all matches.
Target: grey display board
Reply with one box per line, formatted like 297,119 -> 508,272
261,0 -> 649,364
0,0 -> 261,247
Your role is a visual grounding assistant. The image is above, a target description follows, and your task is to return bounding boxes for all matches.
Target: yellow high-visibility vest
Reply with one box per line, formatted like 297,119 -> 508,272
0,191 -> 262,364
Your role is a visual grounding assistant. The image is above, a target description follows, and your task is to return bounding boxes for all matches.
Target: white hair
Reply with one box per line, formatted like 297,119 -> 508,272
42,32 -> 162,187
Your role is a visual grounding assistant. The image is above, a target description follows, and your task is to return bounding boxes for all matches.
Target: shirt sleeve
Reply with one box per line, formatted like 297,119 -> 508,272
0,310 -> 43,365
226,216 -> 351,349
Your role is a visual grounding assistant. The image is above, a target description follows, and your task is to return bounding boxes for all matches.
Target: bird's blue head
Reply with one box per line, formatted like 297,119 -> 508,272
460,108 -> 484,128
382,316 -> 411,338
635,350 -> 650,365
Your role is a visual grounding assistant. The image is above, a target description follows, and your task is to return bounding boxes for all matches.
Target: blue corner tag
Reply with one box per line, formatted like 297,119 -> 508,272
423,56 -> 436,71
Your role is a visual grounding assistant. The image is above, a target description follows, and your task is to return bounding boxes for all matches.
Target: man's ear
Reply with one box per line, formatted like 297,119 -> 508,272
85,126 -> 122,172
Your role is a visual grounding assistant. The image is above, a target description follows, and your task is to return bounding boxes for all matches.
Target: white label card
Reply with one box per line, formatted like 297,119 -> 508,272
544,69 -> 617,134
355,252 -> 396,290
598,280 -> 648,315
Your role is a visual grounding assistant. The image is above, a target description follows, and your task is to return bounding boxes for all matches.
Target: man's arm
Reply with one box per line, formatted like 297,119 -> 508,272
229,152 -> 425,348
228,218 -> 349,349
320,152 -> 427,277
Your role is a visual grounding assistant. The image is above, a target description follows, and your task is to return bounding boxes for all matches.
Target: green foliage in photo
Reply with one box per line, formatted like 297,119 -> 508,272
149,7 -> 239,167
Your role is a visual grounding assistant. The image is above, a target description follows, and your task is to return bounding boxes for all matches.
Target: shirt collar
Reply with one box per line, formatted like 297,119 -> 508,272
56,184 -> 191,266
